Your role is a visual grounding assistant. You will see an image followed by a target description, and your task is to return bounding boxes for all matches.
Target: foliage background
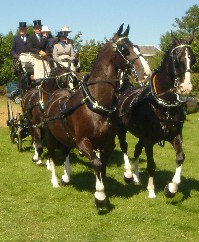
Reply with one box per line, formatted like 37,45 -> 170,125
0,4 -> 199,91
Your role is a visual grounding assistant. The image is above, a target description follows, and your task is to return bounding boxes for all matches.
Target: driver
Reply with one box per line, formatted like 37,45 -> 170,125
19,20 -> 51,80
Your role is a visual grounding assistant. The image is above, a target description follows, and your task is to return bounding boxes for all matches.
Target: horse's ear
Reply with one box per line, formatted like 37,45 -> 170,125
171,31 -> 179,45
187,32 -> 194,45
117,24 -> 124,36
123,24 -> 130,37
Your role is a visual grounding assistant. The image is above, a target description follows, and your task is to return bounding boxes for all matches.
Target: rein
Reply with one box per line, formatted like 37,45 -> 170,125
34,79 -> 119,128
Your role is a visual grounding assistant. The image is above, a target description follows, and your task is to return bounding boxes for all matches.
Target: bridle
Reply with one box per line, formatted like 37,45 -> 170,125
149,44 -> 193,107
170,44 -> 192,89
113,36 -> 144,85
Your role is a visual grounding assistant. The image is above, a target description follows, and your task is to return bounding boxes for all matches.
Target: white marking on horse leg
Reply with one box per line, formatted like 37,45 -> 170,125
61,155 -> 71,183
32,142 -> 39,161
133,158 -> 140,183
147,176 -> 156,198
124,153 -> 133,179
36,160 -> 42,166
94,174 -> 106,201
95,149 -> 100,159
168,165 -> 182,193
50,159 -> 59,188
46,159 -> 51,171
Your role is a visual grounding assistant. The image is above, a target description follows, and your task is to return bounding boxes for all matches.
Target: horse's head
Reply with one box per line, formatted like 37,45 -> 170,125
113,24 -> 151,83
51,62 -> 78,90
169,33 -> 196,95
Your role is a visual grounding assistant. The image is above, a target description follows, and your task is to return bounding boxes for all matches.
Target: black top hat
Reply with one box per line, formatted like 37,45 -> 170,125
33,20 -> 42,27
19,22 -> 27,28
56,31 -> 68,37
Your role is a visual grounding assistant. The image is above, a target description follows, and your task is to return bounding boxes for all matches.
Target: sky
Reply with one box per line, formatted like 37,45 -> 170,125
0,0 -> 198,48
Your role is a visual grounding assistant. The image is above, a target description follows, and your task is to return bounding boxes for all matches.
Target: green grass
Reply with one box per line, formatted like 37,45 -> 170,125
0,110 -> 199,241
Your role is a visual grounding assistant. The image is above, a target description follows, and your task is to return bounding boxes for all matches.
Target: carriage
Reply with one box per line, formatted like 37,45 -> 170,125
6,55 -> 80,152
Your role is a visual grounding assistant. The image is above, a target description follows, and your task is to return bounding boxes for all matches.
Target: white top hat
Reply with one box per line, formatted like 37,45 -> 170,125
41,26 -> 51,32
61,26 -> 72,32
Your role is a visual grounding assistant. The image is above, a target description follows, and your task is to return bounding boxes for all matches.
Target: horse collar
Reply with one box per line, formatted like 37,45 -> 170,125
149,71 -> 182,108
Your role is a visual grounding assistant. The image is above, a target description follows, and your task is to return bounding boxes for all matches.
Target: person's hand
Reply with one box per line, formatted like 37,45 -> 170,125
39,50 -> 47,57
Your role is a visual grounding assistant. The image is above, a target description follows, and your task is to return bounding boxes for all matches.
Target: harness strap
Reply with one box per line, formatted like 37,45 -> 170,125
81,82 -> 117,114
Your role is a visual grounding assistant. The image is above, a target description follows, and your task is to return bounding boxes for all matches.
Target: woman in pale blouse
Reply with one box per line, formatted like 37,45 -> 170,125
53,30 -> 76,72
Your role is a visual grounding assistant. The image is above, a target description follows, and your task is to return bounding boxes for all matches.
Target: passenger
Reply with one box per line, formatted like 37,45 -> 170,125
52,27 -> 77,76
11,22 -> 29,92
21,20 -> 51,80
41,26 -> 52,41
11,22 -> 28,59
47,26 -> 70,54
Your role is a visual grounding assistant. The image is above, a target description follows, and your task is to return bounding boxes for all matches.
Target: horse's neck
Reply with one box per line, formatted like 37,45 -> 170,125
88,47 -> 117,104
43,79 -> 58,102
155,53 -> 175,100
89,42 -> 118,80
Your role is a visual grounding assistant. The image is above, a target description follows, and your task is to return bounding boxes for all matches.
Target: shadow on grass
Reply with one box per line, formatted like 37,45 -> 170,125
107,149 -> 146,168
69,167 -> 199,210
52,148 -> 199,205
27,143 -> 198,211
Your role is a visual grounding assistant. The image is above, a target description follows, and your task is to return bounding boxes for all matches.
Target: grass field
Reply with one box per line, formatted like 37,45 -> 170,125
0,96 -> 199,241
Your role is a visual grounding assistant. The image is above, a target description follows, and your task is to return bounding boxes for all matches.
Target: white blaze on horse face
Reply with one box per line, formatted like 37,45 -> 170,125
179,48 -> 192,94
133,46 -> 151,81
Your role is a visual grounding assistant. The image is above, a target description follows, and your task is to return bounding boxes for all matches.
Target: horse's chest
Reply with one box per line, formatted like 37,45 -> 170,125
155,108 -> 184,136
97,118 -> 112,134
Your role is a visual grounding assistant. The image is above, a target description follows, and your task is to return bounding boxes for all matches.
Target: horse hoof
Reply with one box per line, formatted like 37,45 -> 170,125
164,185 -> 176,198
124,176 -> 133,184
60,178 -> 70,186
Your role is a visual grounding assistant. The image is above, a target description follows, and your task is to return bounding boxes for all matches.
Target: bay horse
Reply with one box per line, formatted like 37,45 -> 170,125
21,62 -> 78,165
117,34 -> 196,198
43,24 -> 151,210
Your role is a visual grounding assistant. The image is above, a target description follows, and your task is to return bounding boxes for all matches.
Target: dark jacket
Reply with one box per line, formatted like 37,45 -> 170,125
11,35 -> 28,57
26,33 -> 48,54
47,37 -> 58,53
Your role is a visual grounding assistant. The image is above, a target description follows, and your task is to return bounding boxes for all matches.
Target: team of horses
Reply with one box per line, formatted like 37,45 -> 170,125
20,24 -> 196,211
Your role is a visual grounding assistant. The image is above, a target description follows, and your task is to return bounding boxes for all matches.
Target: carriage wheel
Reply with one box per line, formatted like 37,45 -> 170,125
16,113 -> 23,152
7,99 -> 15,143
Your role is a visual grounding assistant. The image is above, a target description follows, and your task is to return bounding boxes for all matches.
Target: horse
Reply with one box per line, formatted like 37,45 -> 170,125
43,24 -> 151,210
117,33 -> 196,199
21,62 -> 78,165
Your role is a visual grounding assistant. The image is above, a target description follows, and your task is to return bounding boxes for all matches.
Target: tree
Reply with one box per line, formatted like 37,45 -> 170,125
78,39 -> 105,73
160,4 -> 199,72
173,4 -> 199,33
0,32 -> 16,86
148,51 -> 163,71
